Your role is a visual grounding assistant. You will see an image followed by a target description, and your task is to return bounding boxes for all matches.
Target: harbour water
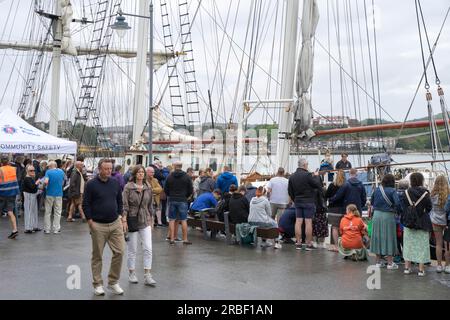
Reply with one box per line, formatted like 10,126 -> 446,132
243,152 -> 450,174
86,152 -> 450,175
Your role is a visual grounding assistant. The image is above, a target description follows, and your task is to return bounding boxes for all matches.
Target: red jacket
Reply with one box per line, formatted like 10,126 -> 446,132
339,213 -> 366,249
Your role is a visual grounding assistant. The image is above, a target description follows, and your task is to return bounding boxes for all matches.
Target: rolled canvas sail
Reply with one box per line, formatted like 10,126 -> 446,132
293,0 -> 319,140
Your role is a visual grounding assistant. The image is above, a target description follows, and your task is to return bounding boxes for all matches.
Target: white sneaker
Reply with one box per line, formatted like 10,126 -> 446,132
128,272 -> 138,284
387,263 -> 399,270
274,242 -> 282,249
144,273 -> 156,286
444,266 -> 450,274
404,268 -> 413,275
418,270 -> 426,277
260,241 -> 271,248
436,265 -> 443,273
94,286 -> 105,296
375,262 -> 386,268
53,230 -> 61,234
107,283 -> 124,295
44,230 -> 51,234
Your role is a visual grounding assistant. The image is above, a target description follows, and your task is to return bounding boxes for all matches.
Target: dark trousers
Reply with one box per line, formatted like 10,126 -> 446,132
161,199 -> 168,225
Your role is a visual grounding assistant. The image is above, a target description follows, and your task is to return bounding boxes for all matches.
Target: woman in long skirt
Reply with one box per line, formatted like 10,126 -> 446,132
313,188 -> 329,248
401,173 -> 433,276
22,164 -> 41,233
370,174 -> 402,269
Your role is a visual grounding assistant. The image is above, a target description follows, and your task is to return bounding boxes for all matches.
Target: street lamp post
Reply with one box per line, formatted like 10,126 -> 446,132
112,2 -> 154,165
148,3 -> 153,164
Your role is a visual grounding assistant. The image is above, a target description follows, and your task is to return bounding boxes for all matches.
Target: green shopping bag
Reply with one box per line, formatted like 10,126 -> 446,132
367,219 -> 373,238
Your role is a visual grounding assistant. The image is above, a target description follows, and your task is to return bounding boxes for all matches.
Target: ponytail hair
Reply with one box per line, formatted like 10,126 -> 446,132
346,204 -> 360,217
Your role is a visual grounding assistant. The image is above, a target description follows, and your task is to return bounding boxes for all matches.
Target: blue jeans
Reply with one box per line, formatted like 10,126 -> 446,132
168,201 -> 188,221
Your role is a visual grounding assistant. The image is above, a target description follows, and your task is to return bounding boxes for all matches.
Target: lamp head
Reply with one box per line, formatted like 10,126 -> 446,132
111,15 -> 131,39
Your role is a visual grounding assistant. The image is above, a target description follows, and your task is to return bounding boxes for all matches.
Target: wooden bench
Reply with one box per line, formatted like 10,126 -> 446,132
187,211 -> 279,247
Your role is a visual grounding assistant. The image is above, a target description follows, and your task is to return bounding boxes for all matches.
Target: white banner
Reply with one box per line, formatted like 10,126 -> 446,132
0,108 -> 77,154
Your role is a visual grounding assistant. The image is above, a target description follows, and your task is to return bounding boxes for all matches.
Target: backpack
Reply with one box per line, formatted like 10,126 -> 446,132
401,190 -> 431,231
215,199 -> 226,222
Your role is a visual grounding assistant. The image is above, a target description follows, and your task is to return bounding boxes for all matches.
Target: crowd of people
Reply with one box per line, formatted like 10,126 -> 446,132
1,151 -> 450,296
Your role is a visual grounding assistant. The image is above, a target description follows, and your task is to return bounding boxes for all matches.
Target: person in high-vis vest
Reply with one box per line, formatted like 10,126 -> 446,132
0,155 -> 20,239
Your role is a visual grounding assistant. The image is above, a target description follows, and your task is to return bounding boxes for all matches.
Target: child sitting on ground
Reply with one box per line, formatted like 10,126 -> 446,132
338,204 -> 368,261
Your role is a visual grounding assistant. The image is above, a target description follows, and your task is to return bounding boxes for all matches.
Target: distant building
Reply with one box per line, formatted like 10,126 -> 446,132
58,120 -> 72,135
313,116 -> 359,127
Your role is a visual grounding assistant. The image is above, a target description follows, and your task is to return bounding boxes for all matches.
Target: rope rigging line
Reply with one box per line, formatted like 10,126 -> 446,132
244,0 -> 263,102
197,9 -> 212,124
0,0 -> 17,72
363,0 -> 382,147
326,0 -> 335,150
417,0 -> 440,86
228,0 -> 254,123
211,0 -> 233,124
314,38 -> 395,123
417,1 -> 450,156
198,0 -> 281,89
334,0 -> 346,131
205,0 -> 239,124
355,0 -> 371,131
346,0 -> 363,165
371,0 -> 384,151
414,0 -> 430,91
413,0 -> 447,174
394,6 -> 450,146
0,1 -> 40,110
262,0 -> 280,126
343,0 -> 358,124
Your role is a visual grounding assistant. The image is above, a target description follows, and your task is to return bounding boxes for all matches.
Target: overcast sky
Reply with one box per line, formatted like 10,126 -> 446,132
0,0 -> 449,127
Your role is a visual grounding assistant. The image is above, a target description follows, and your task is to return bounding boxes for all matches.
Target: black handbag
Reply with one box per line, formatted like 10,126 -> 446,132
444,224 -> 450,242
127,191 -> 145,233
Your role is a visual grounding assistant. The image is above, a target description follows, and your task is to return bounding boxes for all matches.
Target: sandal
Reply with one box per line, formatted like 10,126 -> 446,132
183,241 -> 192,245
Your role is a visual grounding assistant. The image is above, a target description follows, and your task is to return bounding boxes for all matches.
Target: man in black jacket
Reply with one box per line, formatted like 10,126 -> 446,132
164,161 -> 194,245
228,185 -> 249,224
288,158 -> 322,250
83,158 -> 125,296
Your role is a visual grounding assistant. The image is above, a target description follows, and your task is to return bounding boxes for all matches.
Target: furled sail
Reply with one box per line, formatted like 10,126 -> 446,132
292,0 -> 319,141
60,0 -> 77,56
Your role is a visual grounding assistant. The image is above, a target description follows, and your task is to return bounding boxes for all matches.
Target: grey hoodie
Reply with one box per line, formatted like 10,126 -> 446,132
198,176 -> 215,196
248,196 -> 272,224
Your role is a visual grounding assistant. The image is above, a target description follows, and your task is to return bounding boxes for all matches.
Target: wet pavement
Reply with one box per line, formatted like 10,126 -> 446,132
1,213 -> 449,300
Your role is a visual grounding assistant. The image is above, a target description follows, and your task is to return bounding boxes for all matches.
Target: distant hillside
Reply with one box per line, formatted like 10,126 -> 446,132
323,115 -> 449,151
